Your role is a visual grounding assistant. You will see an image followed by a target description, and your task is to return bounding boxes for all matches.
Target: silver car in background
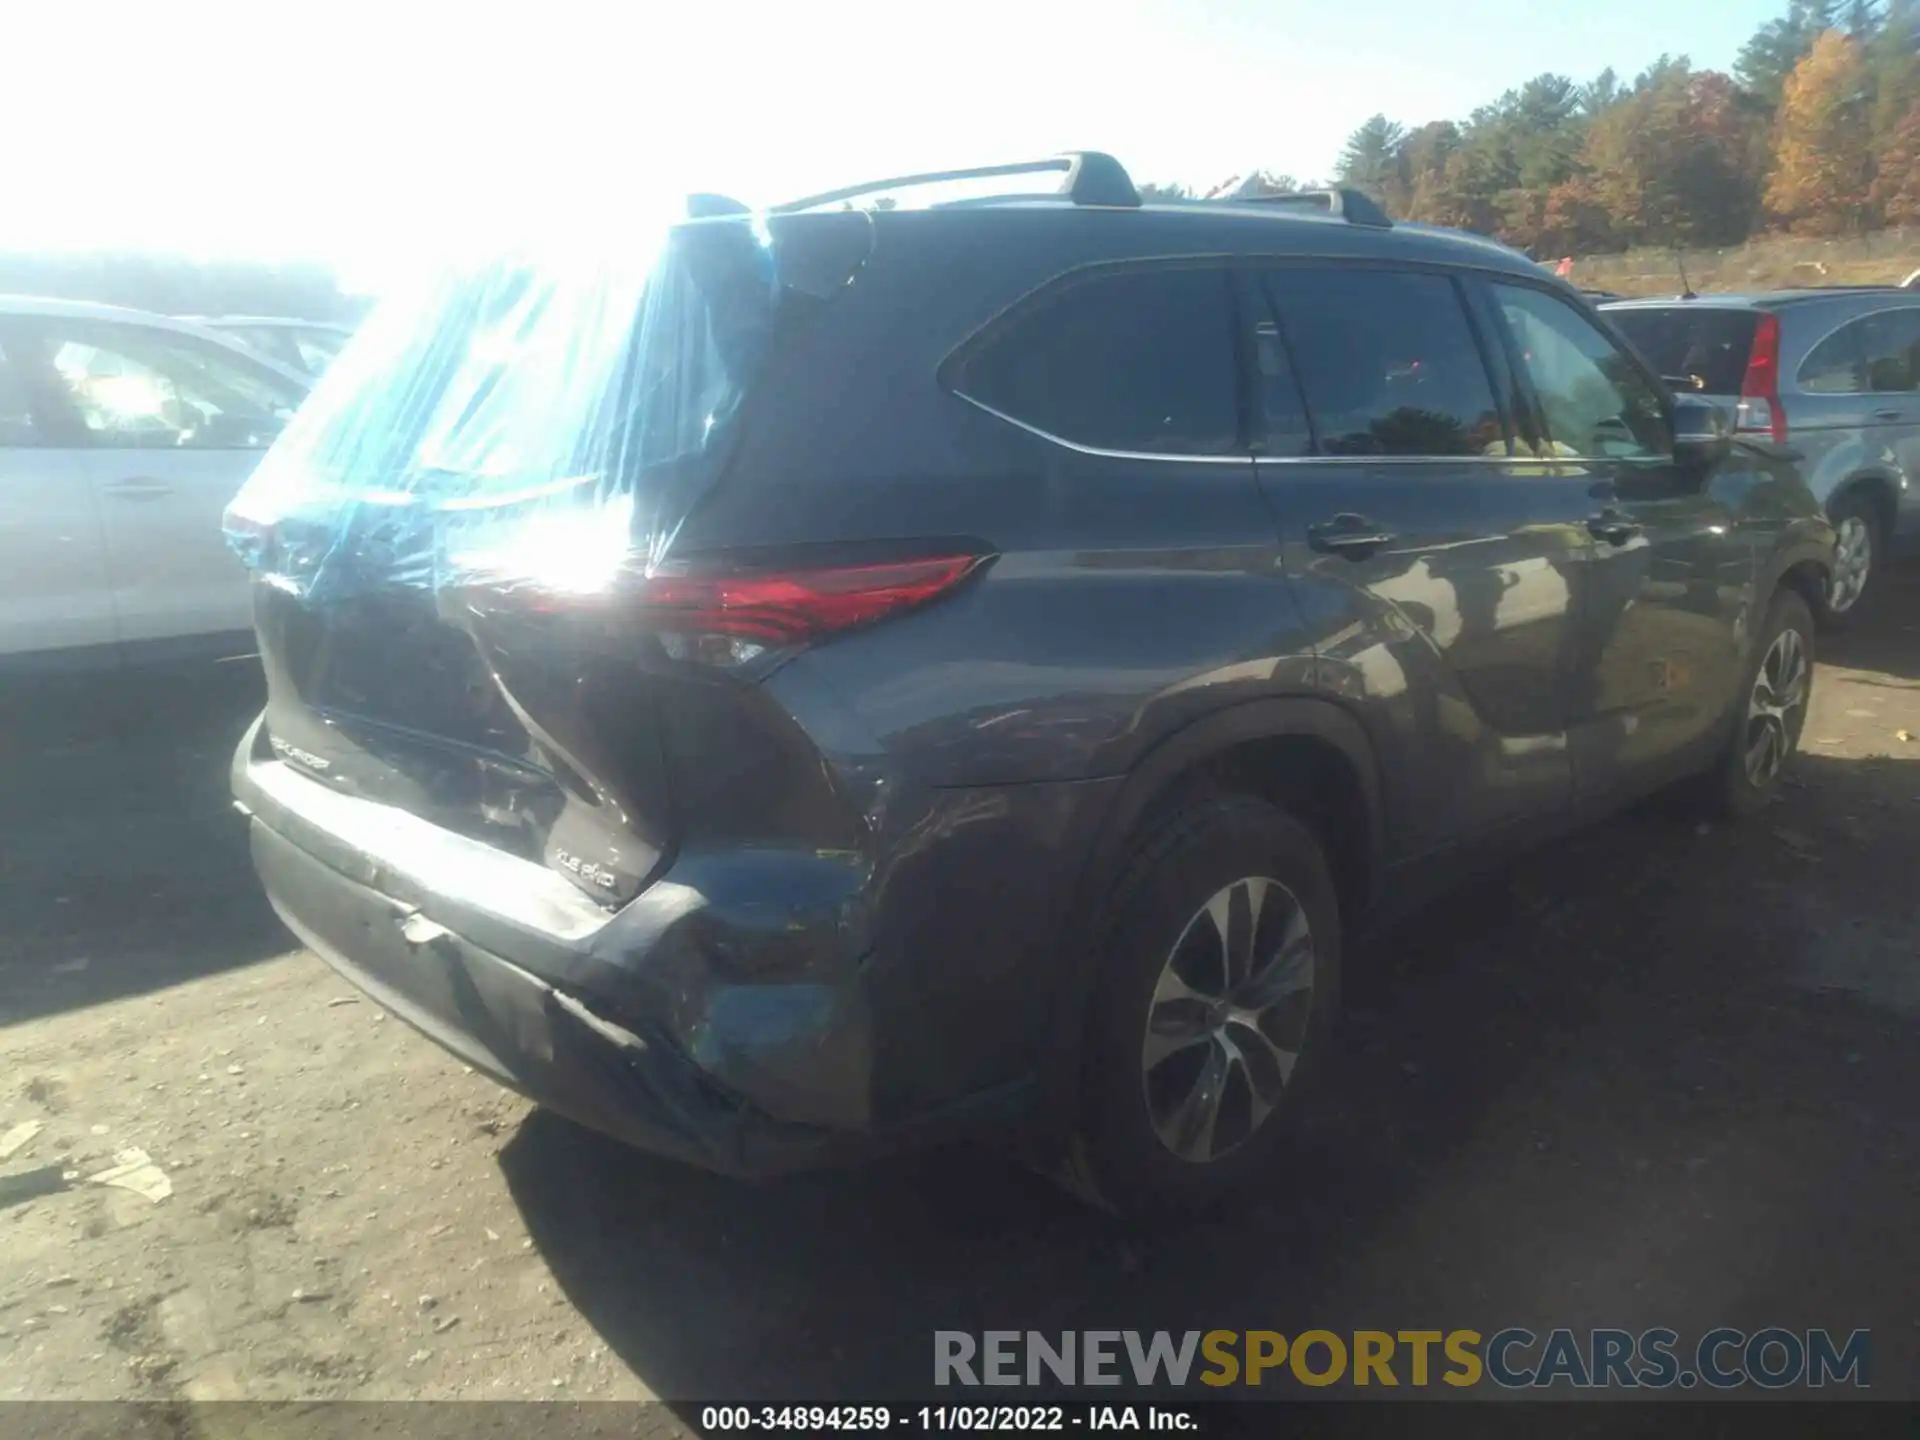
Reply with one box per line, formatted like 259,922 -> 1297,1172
0,297 -> 309,664
1604,289 -> 1920,622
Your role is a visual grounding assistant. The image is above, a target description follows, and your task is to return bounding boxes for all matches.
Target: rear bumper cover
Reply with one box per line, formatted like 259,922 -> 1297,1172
232,715 -> 872,1176
247,819 -> 833,1176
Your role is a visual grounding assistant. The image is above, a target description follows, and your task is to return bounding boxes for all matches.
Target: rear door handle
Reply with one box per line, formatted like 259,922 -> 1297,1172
1873,407 -> 1907,422
102,477 -> 175,501
1587,509 -> 1641,545
1308,513 -> 1397,558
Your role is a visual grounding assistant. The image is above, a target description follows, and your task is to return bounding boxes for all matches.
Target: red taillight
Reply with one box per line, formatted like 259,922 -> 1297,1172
637,553 -> 986,663
1737,312 -> 1788,444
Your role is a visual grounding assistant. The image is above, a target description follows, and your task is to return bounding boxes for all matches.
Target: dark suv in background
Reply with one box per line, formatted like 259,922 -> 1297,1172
1604,289 -> 1920,621
230,155 -> 1835,1213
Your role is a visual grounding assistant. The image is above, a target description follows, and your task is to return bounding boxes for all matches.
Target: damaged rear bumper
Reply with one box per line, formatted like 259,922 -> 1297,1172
231,716 -> 877,1177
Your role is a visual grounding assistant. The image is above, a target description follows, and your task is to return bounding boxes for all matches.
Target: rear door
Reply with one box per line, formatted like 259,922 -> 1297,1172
0,337 -> 115,659
1833,305 -> 1920,525
9,318 -> 303,657
1250,262 -> 1594,857
1484,278 -> 1748,799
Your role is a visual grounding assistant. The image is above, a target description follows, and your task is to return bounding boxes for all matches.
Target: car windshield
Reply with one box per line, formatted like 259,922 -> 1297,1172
1605,307 -> 1760,395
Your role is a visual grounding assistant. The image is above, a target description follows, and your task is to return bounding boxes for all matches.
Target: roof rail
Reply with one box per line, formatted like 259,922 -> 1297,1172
770,151 -> 1141,213
1234,186 -> 1393,229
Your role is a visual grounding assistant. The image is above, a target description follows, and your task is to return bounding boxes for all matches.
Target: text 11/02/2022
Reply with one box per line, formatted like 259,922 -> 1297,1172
698,1406 -> 1197,1432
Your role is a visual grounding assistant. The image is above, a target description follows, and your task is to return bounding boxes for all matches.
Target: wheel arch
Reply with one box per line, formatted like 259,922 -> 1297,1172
1772,555 -> 1831,619
1828,471 -> 1900,537
1034,696 -> 1384,1135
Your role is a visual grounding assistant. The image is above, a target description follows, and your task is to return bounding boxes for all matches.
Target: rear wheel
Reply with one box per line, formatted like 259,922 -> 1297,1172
1816,492 -> 1883,626
1706,589 -> 1815,819
1067,794 -> 1341,1215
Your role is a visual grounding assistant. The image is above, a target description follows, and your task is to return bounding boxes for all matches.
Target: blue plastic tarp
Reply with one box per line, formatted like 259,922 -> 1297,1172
224,208 -> 778,604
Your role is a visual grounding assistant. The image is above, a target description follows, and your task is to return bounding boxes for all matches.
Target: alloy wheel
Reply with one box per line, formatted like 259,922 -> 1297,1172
1744,625 -> 1810,787
1141,876 -> 1316,1164
1827,516 -> 1873,614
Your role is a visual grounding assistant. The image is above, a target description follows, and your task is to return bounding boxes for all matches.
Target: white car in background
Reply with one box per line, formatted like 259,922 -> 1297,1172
184,315 -> 355,379
0,297 -> 309,668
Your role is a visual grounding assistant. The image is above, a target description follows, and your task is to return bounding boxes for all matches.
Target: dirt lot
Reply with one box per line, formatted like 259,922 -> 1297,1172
2,571 -> 1918,1408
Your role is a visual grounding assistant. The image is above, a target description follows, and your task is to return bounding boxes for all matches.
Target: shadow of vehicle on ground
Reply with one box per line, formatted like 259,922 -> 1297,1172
0,658 -> 287,1026
1823,558 -> 1920,684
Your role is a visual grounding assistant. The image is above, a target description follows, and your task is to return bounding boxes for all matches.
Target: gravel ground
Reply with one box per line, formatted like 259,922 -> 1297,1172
2,569 -> 1917,1408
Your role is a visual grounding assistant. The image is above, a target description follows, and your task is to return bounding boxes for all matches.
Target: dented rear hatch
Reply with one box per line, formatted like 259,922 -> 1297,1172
226,207 -> 874,908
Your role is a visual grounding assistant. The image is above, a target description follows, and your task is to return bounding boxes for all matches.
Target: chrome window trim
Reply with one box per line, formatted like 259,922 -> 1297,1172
1252,451 -> 1662,467
959,391 -> 1664,467
950,391 -> 1253,464
957,381 -> 1664,469
1255,452 -> 1525,466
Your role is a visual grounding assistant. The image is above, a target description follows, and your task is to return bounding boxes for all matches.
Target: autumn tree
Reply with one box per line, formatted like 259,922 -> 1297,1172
1539,177 -> 1615,254
1683,72 -> 1774,238
1866,0 -> 1920,140
1738,0 -> 1841,106
1397,120 -> 1465,223
1337,114 -> 1408,207
1767,30 -> 1877,231
1870,97 -> 1920,219
1581,68 -> 1623,116
1284,0 -> 1920,253
1582,65 -> 1764,247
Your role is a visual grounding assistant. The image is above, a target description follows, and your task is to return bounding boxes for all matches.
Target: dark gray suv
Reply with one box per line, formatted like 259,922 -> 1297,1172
1605,289 -> 1920,621
229,155 -> 1836,1213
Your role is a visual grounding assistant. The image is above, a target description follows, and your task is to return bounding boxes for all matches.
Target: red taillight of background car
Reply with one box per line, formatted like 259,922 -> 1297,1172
1736,311 -> 1788,445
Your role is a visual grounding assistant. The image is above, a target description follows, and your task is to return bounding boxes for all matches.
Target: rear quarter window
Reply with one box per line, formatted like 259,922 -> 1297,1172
1798,320 -> 1864,394
949,264 -> 1241,457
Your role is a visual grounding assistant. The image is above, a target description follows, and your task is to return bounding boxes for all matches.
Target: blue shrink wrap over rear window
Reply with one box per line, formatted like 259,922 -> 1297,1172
224,207 -> 781,604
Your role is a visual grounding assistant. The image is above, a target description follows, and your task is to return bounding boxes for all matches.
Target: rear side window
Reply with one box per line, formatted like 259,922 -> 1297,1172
1261,267 -> 1504,457
953,265 -> 1240,456
1799,322 -> 1863,394
28,325 -> 302,450
1850,309 -> 1920,392
1603,307 -> 1758,396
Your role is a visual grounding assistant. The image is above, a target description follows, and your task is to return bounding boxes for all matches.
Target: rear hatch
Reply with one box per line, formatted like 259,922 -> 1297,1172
228,209 -> 875,908
1603,304 -> 1760,401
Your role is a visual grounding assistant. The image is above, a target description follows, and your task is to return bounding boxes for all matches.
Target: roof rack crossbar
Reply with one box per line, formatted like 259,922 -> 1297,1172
1235,187 -> 1393,229
770,151 -> 1141,213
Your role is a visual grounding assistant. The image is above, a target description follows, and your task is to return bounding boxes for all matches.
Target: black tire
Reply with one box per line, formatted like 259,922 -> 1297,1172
1066,794 -> 1341,1216
1814,490 -> 1884,628
1705,588 -> 1815,820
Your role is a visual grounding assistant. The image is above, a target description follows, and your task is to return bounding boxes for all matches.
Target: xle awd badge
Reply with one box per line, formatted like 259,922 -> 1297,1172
269,735 -> 331,772
553,849 -> 619,891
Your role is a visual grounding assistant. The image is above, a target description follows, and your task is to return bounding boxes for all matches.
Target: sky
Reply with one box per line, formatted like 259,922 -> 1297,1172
8,0 -> 1778,289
